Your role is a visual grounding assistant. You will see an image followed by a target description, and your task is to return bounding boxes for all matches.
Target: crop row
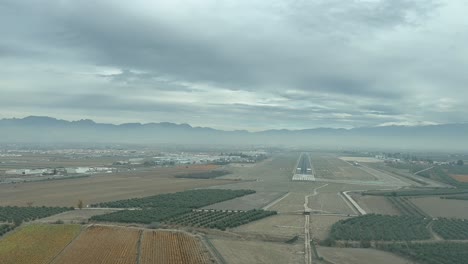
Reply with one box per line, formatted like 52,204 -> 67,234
0,206 -> 73,224
53,225 -> 140,264
91,189 -> 255,209
141,231 -> 211,264
0,224 -> 13,236
166,209 -> 277,230
327,214 -> 431,242
363,188 -> 468,197
377,242 -> 468,264
387,197 -> 428,217
440,195 -> 468,201
432,218 -> 468,240
90,207 -> 192,224
0,224 -> 81,264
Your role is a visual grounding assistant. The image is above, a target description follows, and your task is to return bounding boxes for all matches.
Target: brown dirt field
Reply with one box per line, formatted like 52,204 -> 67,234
410,196 -> 468,219
52,225 -> 140,264
352,194 -> 400,215
308,193 -> 355,215
450,174 -> 468,182
0,168 -> 232,207
141,230 -> 212,264
310,215 -> 348,241
233,214 -> 304,238
318,247 -> 411,264
210,238 -> 303,264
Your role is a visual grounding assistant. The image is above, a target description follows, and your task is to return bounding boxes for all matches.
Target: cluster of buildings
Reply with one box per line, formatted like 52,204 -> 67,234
5,167 -> 114,176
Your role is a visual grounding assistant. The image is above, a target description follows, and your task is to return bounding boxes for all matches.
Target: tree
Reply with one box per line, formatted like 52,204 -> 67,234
77,199 -> 84,210
26,201 -> 34,207
457,160 -> 464,166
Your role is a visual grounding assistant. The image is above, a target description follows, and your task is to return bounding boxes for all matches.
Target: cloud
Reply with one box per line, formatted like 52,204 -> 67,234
0,0 -> 467,130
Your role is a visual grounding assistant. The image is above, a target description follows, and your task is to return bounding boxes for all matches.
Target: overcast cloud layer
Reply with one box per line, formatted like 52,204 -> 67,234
1,0 -> 467,131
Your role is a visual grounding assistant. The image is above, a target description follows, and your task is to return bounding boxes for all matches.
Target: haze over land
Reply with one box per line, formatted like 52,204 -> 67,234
1,116 -> 467,151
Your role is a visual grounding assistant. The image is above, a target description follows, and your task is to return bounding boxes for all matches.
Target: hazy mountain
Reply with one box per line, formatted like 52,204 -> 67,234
0,116 -> 467,151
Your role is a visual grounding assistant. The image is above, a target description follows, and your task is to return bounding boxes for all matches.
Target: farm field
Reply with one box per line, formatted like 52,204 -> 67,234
210,238 -> 302,264
35,209 -> 117,224
0,168 -> 232,207
0,224 -> 81,264
377,242 -> 468,264
52,225 -> 140,264
202,191 -> 285,211
308,192 -> 355,215
451,174 -> 468,182
318,247 -> 410,264
233,214 -> 304,238
410,196 -> 468,219
327,214 -> 431,242
351,194 -> 400,215
310,215 -> 348,241
141,230 -> 212,264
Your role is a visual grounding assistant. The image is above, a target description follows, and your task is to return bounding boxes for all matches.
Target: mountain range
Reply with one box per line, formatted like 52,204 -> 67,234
0,116 -> 467,151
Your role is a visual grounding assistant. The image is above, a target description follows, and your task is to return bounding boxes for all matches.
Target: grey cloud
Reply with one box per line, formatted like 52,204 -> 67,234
0,0 -> 466,130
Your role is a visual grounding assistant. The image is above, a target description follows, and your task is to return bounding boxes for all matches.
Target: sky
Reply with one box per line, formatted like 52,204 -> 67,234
1,0 -> 467,131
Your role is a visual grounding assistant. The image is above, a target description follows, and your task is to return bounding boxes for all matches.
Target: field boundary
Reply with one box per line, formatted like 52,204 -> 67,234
262,192 -> 290,210
201,236 -> 226,264
49,225 -> 84,264
341,191 -> 366,215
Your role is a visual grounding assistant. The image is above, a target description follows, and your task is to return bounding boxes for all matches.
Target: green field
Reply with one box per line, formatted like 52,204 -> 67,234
432,218 -> 468,240
377,242 -> 468,264
325,214 -> 431,243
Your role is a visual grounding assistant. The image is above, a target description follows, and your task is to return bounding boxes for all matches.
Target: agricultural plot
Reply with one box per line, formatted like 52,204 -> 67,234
326,214 -> 431,242
387,197 -> 428,217
310,215 -> 348,241
210,238 -> 303,264
141,231 -> 212,264
35,208 -> 117,223
0,224 -> 81,264
233,214 -> 304,238
92,189 -> 255,209
432,218 -> 468,240
410,196 -> 468,219
450,174 -> 468,183
0,167 -> 232,207
308,192 -> 356,215
90,207 -> 192,224
0,206 -> 73,223
53,225 -> 140,264
202,191 -> 285,211
318,247 -> 410,264
377,242 -> 468,264
351,194 -> 400,215
166,209 -> 276,230
0,224 -> 13,235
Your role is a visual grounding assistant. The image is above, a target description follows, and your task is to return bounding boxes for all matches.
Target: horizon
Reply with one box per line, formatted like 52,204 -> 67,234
2,115 -> 467,133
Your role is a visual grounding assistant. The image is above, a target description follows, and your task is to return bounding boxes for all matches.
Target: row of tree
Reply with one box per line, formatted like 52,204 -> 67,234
432,218 -> 468,240
377,242 -> 468,264
0,206 -> 73,225
167,209 -> 277,230
91,189 -> 256,209
327,214 -> 431,242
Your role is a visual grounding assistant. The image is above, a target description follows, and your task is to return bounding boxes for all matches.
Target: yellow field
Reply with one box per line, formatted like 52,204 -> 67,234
52,225 -> 141,264
0,224 -> 81,264
141,230 -> 212,264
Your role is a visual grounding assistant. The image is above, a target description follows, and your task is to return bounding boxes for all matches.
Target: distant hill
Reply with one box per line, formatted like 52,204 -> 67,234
0,116 -> 467,151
